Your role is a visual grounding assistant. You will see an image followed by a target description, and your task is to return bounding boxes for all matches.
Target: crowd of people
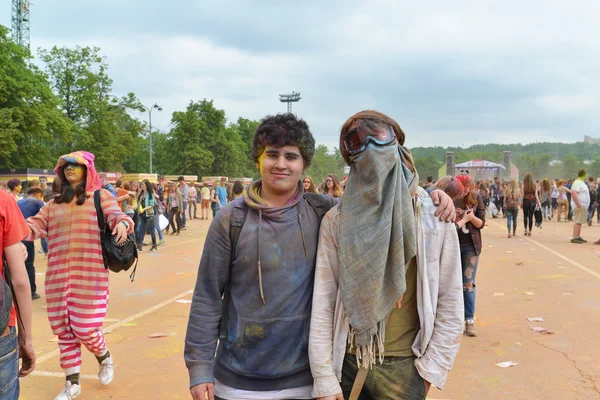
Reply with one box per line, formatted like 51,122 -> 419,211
429,170 -> 598,244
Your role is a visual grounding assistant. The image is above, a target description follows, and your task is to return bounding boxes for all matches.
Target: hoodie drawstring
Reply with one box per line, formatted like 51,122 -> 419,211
257,208 -> 266,304
256,202 -> 308,306
297,203 -> 308,257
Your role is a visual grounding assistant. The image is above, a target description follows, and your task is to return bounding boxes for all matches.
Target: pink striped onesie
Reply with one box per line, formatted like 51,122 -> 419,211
27,188 -> 133,375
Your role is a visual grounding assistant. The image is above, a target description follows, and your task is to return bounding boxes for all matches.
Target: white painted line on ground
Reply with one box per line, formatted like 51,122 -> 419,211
488,220 -> 600,281
36,289 -> 194,365
30,370 -> 97,380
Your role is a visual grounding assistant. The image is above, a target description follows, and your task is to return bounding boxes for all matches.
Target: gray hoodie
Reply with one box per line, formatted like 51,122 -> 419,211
185,180 -> 336,391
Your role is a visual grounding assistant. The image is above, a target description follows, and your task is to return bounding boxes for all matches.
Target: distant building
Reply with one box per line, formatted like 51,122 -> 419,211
584,135 -> 600,145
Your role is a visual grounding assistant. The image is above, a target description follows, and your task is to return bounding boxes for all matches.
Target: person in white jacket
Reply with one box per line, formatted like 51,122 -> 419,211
309,110 -> 463,400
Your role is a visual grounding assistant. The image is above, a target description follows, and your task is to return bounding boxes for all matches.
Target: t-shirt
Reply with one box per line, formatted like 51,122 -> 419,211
214,380 -> 313,400
201,187 -> 211,200
17,197 -> 45,220
117,188 -> 129,210
188,186 -> 197,201
1,190 -> 31,327
179,184 -> 189,202
571,179 -> 590,209
216,186 -> 228,209
347,257 -> 419,357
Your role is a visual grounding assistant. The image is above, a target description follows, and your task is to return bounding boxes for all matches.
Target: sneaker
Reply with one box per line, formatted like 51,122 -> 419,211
158,240 -> 165,246
175,231 -> 180,236
465,320 -> 478,337
55,381 -> 81,400
149,246 -> 158,252
580,237 -> 588,243
32,292 -> 40,300
98,354 -> 114,386
508,233 -> 512,238
570,237 -> 585,244
38,248 -> 45,254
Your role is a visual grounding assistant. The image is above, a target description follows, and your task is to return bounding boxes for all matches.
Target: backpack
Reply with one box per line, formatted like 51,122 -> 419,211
94,190 -> 139,282
507,192 -> 518,210
0,257 -> 14,334
589,185 -> 597,204
219,193 -> 336,339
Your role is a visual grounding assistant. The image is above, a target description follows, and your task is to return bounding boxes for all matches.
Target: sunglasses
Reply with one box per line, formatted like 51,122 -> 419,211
343,126 -> 396,155
64,163 -> 84,170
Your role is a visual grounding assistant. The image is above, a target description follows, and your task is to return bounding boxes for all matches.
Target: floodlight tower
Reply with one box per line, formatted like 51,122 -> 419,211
11,0 -> 31,48
279,92 -> 301,113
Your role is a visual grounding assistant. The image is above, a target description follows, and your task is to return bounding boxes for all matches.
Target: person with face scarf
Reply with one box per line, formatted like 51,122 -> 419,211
309,111 -> 463,400
24,151 -> 134,400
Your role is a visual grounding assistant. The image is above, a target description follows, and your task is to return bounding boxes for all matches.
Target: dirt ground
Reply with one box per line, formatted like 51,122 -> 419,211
20,213 -> 600,400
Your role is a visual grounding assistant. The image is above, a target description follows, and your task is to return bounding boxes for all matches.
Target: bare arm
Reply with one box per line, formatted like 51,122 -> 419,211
4,243 -> 35,376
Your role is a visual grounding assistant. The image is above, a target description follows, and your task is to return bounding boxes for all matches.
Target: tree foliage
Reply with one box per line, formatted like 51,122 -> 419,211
0,25 -> 71,169
38,45 -> 145,171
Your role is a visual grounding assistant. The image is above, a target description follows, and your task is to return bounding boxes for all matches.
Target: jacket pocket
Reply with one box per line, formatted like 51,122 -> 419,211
226,314 -> 310,378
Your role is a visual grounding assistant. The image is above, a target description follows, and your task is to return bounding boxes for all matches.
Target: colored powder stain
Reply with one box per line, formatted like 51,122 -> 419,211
244,325 -> 264,341
485,376 -> 501,386
493,347 -> 505,356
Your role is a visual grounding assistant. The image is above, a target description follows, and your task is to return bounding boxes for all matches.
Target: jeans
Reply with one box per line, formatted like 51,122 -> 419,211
461,244 -> 479,320
40,237 -> 48,254
506,209 -> 518,234
154,214 -> 164,241
21,241 -> 36,294
136,215 -> 157,248
523,201 -> 535,231
188,200 -> 197,219
182,201 -> 188,227
340,353 -> 425,400
0,327 -> 19,399
169,207 -> 182,233
542,202 -> 551,219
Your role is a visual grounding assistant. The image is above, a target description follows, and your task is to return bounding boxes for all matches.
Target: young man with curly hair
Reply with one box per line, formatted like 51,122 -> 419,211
184,114 -> 455,400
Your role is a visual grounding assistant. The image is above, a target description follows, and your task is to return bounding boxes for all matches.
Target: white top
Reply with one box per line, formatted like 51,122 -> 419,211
201,187 -> 211,200
214,380 -> 313,400
571,179 -> 590,209
309,187 -> 464,398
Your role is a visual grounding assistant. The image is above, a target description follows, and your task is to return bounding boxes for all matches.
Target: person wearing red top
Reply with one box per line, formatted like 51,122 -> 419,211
0,189 -> 36,398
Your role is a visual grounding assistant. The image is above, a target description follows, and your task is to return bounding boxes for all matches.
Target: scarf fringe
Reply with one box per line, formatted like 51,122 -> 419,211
348,318 -> 386,369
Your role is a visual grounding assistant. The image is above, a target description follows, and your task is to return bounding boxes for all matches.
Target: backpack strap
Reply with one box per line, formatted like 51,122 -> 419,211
303,192 -> 336,220
219,198 -> 248,340
94,190 -> 106,232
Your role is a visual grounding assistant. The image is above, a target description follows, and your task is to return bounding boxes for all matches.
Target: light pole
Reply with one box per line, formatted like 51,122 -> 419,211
143,103 -> 162,173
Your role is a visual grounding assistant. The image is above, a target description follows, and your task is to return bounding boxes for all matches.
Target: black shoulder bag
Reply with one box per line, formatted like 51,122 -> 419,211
94,190 -> 138,282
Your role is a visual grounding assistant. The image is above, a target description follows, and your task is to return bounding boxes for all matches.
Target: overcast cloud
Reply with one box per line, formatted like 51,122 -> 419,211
2,0 -> 599,150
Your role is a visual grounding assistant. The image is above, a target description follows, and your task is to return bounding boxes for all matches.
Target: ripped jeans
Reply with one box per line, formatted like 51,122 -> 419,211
460,244 -> 479,321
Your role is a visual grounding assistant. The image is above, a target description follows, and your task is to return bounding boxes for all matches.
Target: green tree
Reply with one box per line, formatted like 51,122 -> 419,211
306,145 -> 344,184
0,25 -> 71,169
39,46 -> 145,171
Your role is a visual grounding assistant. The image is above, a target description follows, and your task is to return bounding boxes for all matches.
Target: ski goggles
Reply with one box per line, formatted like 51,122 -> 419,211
343,126 -> 396,155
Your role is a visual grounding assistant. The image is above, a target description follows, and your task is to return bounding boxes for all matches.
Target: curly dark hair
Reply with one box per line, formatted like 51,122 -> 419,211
252,113 -> 315,169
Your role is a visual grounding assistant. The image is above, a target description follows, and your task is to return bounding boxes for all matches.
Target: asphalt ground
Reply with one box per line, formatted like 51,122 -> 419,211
20,213 -> 600,400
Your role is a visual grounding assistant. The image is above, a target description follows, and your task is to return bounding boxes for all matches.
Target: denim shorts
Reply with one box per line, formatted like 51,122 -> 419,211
0,327 -> 19,399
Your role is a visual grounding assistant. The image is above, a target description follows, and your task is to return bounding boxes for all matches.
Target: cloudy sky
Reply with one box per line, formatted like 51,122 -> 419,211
3,0 -> 599,150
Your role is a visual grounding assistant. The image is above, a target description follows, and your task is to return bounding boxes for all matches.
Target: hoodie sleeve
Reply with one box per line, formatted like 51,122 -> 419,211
184,208 -> 232,388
